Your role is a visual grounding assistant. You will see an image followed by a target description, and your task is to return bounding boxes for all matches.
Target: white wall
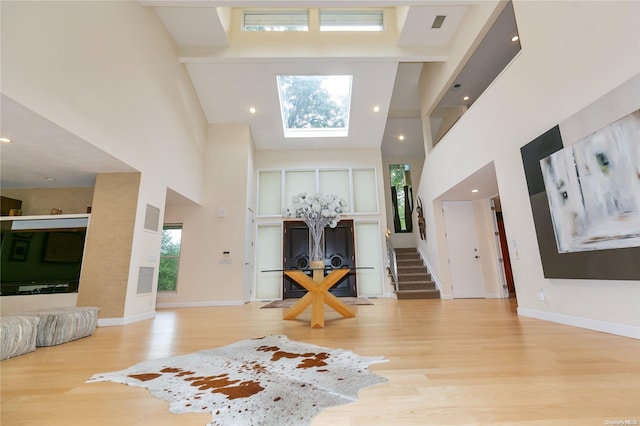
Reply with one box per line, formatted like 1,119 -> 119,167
2,1 -> 208,321
419,1 -> 503,135
1,2 -> 207,202
156,124 -> 254,307
418,1 -> 640,337
123,174 -> 168,320
255,148 -> 392,298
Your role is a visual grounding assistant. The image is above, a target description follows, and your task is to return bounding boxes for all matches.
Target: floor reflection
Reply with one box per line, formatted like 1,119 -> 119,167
146,310 -> 177,358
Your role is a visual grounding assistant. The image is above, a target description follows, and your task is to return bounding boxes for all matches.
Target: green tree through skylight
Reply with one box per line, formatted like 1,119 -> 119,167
277,75 -> 351,132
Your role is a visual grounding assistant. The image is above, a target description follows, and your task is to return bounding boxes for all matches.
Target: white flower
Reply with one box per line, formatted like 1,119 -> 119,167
284,192 -> 347,229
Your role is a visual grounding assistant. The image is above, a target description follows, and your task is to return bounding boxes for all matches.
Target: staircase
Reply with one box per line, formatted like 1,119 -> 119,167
393,248 -> 440,300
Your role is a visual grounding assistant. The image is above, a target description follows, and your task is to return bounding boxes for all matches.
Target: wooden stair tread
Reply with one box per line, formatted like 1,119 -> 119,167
395,289 -> 441,299
391,247 -> 440,300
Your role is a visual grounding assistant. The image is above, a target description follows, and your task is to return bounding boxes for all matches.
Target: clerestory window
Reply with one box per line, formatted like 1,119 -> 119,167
242,9 -> 384,32
243,10 -> 308,32
320,10 -> 384,31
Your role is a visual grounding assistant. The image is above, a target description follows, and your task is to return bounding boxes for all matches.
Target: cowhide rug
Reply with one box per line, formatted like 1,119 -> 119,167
87,335 -> 388,426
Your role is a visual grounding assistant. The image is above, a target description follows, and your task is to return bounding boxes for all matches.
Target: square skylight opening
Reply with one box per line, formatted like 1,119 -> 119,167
277,75 -> 352,138
243,10 -> 308,32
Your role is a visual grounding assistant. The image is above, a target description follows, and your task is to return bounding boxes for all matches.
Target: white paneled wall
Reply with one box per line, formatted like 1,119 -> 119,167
354,221 -> 385,296
254,166 -> 385,299
257,171 -> 281,216
352,169 -> 378,213
319,169 -> 350,204
255,224 -> 283,300
257,167 -> 378,217
284,171 -> 316,207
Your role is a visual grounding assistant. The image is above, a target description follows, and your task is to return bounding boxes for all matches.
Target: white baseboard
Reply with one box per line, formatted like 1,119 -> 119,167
518,307 -> 640,339
484,293 -> 502,299
155,300 -> 245,309
416,245 -> 443,292
99,311 -> 156,327
440,293 -> 454,300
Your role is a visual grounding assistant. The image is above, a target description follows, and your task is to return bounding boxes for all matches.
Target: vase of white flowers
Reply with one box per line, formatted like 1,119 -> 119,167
284,193 -> 347,267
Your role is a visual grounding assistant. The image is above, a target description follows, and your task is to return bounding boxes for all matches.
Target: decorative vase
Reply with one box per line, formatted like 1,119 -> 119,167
308,222 -> 325,264
308,224 -> 325,281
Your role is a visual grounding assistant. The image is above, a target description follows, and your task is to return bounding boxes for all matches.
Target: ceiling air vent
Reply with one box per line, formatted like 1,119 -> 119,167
432,15 -> 446,29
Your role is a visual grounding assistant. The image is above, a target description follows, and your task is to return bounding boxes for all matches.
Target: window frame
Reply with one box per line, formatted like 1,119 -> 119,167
157,224 -> 183,293
276,74 -> 353,138
389,164 -> 413,233
242,10 -> 309,32
319,9 -> 385,32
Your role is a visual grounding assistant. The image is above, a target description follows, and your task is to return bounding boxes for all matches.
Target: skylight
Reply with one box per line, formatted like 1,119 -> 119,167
320,10 -> 384,31
243,10 -> 308,32
277,75 -> 352,138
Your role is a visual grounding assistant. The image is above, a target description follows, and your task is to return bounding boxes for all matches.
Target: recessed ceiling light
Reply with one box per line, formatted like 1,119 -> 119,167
249,107 -> 256,114
398,135 -> 405,141
0,137 -> 12,143
373,106 -> 380,112
471,189 -> 479,193
463,96 -> 470,101
511,35 -> 519,42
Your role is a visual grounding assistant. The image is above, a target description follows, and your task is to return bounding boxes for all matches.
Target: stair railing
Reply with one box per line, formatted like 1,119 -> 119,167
386,235 -> 399,292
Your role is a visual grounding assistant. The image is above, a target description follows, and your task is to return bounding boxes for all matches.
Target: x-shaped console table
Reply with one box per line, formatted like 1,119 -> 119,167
282,268 -> 355,328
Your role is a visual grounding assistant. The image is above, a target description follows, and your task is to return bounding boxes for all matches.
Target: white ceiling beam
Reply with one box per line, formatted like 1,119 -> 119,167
154,6 -> 230,47
140,1 -> 482,6
176,44 -> 449,63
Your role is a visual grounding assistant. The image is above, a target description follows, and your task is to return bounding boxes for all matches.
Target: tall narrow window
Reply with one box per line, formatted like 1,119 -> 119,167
389,164 -> 413,233
158,224 -> 182,292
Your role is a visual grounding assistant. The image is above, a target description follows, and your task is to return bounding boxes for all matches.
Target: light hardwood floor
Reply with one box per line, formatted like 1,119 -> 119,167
1,298 -> 639,425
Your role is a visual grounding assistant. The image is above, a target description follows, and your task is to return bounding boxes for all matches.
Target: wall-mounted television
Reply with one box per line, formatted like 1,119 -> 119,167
0,217 -> 89,296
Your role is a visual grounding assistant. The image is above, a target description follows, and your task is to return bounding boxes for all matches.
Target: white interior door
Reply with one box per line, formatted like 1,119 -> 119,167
442,201 -> 485,298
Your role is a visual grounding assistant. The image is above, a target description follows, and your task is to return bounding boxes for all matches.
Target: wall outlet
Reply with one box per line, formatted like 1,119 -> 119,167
537,288 -> 546,301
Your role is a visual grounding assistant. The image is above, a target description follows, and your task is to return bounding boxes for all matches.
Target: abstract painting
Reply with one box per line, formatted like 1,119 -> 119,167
540,110 -> 640,253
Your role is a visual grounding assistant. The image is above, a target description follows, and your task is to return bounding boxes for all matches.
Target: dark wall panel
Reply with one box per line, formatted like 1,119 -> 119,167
521,128 -> 640,280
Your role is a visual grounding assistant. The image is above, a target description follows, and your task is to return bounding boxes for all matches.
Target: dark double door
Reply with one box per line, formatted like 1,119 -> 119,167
283,220 -> 356,299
